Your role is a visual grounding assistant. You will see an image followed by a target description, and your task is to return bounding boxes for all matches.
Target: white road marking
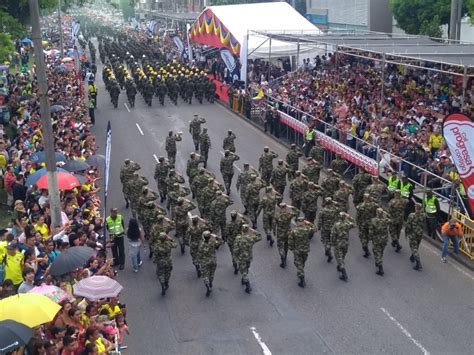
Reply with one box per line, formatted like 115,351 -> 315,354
153,154 -> 159,163
380,308 -> 430,355
136,123 -> 144,136
124,103 -> 130,112
420,243 -> 474,281
250,327 -> 272,355
220,151 -> 242,172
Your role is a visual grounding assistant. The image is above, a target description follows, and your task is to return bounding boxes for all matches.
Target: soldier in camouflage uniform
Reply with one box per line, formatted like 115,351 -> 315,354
302,157 -> 322,184
258,147 -> 278,185
128,174 -> 149,219
289,217 -> 314,288
301,182 -> 322,225
331,212 -> 355,282
224,210 -> 246,274
198,177 -> 223,219
187,215 -> 211,277
352,168 -> 373,206
154,157 -> 170,202
199,128 -> 211,168
333,181 -> 353,213
275,203 -> 299,268
246,174 -> 266,229
365,177 -> 386,202
285,144 -> 303,181
369,208 -> 391,276
151,232 -> 177,296
257,186 -> 283,247
189,114 -> 206,151
223,130 -> 237,153
270,159 -> 289,195
173,197 -> 196,254
289,171 -> 308,210
165,130 -> 182,165
330,154 -> 348,176
405,204 -> 425,271
309,140 -> 325,163
186,152 -> 204,198
120,159 -> 140,208
137,187 -> 160,236
318,197 -> 340,262
220,150 -> 240,195
165,169 -> 186,210
198,231 -> 224,297
149,213 -> 175,259
387,190 -> 407,253
192,168 -> 210,203
209,190 -> 233,235
356,193 -> 379,258
234,224 -> 262,293
321,169 -> 341,203
236,163 -> 256,215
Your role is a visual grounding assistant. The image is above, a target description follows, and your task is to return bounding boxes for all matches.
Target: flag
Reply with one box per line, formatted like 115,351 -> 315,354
443,113 -> 474,215
239,33 -> 249,86
186,23 -> 193,61
104,120 -> 112,199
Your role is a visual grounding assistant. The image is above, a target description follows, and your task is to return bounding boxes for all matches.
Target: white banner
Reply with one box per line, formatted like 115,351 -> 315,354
104,120 -> 112,198
220,48 -> 236,72
186,23 -> 193,61
239,34 -> 248,85
173,36 -> 185,55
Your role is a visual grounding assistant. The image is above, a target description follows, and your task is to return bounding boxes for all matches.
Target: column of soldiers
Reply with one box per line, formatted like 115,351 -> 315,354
119,121 -> 428,298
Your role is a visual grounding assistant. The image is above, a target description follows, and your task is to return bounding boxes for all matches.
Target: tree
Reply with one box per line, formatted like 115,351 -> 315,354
0,10 -> 27,38
390,0 -> 466,36
0,32 -> 14,64
468,0 -> 474,23
2,0 -> 59,25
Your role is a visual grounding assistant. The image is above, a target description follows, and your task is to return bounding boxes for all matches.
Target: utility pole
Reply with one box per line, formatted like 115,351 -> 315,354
58,0 -> 64,57
449,0 -> 463,41
28,0 -> 63,229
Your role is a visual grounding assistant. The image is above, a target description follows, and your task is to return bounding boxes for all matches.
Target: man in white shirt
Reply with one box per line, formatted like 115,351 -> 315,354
18,267 -> 35,293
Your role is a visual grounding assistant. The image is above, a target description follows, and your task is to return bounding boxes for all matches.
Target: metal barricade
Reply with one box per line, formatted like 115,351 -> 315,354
451,210 -> 474,260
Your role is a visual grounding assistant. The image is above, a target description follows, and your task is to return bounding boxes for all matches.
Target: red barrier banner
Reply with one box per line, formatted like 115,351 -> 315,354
443,113 -> 474,215
278,111 -> 379,175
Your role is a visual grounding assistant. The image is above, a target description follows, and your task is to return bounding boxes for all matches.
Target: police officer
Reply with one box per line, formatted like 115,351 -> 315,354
106,208 -> 126,270
424,189 -> 440,239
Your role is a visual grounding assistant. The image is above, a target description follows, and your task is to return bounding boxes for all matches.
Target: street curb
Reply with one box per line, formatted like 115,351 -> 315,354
216,99 -> 474,272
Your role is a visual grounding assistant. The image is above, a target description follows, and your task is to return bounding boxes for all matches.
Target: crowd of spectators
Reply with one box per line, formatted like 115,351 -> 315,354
261,53 -> 472,193
0,30 -> 129,354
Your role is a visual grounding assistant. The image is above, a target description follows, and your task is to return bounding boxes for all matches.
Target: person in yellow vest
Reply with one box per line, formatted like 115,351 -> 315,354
399,174 -> 414,219
106,208 -> 125,270
88,81 -> 98,108
4,242 -> 24,291
386,171 -> 400,199
303,123 -> 315,157
423,189 -> 440,239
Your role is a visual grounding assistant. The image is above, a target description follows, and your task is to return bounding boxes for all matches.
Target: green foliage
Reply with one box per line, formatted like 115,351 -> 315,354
468,0 -> 474,23
0,32 -> 15,64
419,15 -> 443,38
118,0 -> 134,19
1,0 -> 59,24
0,9 -> 27,38
390,0 -> 450,35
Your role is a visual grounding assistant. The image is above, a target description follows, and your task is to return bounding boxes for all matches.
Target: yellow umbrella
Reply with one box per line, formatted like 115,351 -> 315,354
0,293 -> 61,328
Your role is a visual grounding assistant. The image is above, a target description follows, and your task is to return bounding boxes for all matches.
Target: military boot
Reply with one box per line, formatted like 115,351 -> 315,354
241,278 -> 246,285
125,199 -> 129,209
326,249 -> 333,263
244,281 -> 251,294
363,246 -> 371,258
413,257 -> 422,271
165,280 -> 169,290
243,208 -> 248,215
267,235 -> 274,247
375,264 -> 384,276
298,276 -> 306,288
149,250 -> 154,259
205,284 -> 212,297
391,240 -> 396,247
339,268 -> 348,282
336,265 -> 341,272
233,263 -> 239,275
160,282 -> 166,296
395,240 -> 402,253
280,256 -> 286,269
180,243 -> 185,255
409,254 -> 415,263
195,265 -> 201,278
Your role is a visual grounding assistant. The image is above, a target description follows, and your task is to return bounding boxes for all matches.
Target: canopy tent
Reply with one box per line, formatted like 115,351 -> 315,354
188,2 -> 321,82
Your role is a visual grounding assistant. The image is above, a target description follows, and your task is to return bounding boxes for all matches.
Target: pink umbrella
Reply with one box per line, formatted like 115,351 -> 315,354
73,276 -> 123,301
28,285 -> 68,304
61,57 -> 74,63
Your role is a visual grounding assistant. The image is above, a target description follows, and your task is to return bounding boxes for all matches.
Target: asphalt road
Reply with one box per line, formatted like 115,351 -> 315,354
90,64 -> 474,355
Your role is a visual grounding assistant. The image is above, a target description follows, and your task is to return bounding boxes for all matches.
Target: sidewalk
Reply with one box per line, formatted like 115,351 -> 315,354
216,99 -> 474,271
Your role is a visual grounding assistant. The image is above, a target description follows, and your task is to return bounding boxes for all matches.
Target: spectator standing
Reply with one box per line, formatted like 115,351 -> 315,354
126,218 -> 144,273
106,208 -> 125,270
17,266 -> 35,293
441,219 -> 462,263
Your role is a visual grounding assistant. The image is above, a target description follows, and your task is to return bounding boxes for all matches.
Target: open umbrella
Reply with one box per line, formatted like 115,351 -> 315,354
63,159 -> 90,172
37,171 -> 80,190
31,151 -> 66,164
21,38 -> 33,45
0,65 -> 9,71
50,105 -> 66,113
73,276 -> 123,301
50,246 -> 96,276
61,57 -> 74,63
19,94 -> 34,101
85,154 -> 105,167
0,294 -> 61,328
74,174 -> 89,185
28,285 -> 68,303
0,320 -> 34,353
26,167 -> 67,186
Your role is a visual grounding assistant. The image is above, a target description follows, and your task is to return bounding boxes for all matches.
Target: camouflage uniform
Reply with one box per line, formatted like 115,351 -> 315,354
198,178 -> 219,219
234,226 -> 262,293
317,199 -> 340,261
405,207 -> 425,270
154,159 -> 170,202
246,175 -> 265,228
120,160 -> 140,208
236,165 -> 257,214
301,183 -> 322,224
199,129 -> 211,168
309,142 -> 325,163
129,174 -> 149,219
369,209 -> 391,275
302,159 -> 322,184
331,213 -> 355,281
189,115 -> 206,151
165,132 -> 182,165
258,149 -> 278,185
321,170 -> 341,202
186,154 -> 203,197
224,212 -> 245,273
198,232 -> 224,296
355,195 -> 379,257
289,219 -> 314,287
275,204 -> 299,267
257,187 -> 283,245
387,193 -> 407,251
173,198 -> 196,253
209,192 -> 233,235
285,145 -> 303,181
333,183 -> 353,213
186,217 -> 210,277
289,172 -> 308,210
223,131 -> 237,153
151,232 -> 177,295
220,152 -> 240,194
352,171 -> 373,206
270,161 -> 288,195
137,188 -> 160,237
330,155 -> 348,176
365,179 -> 386,202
